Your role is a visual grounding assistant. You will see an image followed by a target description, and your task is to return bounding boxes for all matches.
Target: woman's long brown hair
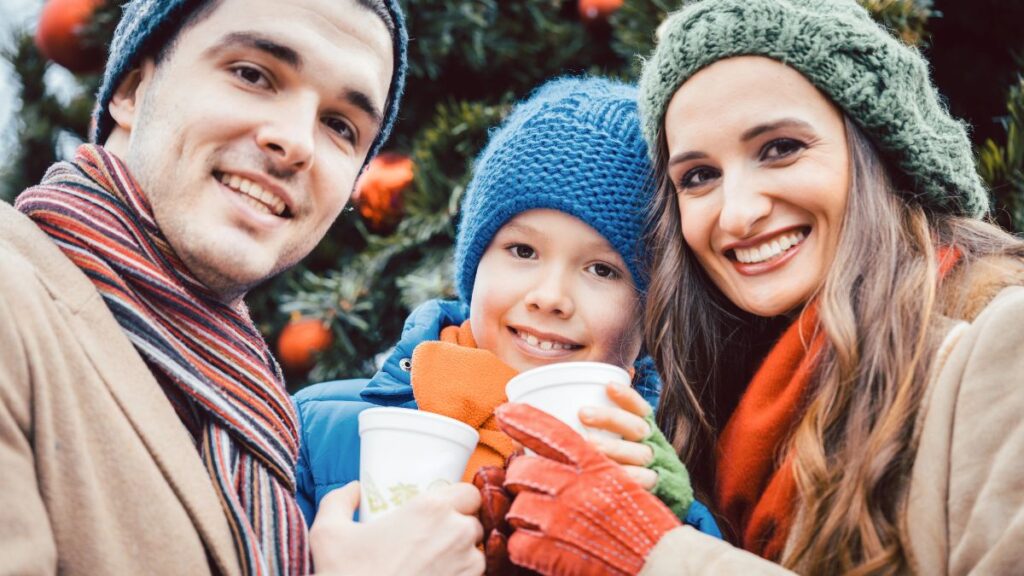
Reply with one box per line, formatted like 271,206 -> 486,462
645,117 -> 1024,574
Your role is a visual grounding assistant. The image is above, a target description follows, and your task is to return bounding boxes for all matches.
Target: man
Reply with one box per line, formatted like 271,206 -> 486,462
0,0 -> 484,574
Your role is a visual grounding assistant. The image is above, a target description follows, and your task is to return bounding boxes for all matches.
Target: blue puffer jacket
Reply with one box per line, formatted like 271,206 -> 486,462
293,299 -> 721,538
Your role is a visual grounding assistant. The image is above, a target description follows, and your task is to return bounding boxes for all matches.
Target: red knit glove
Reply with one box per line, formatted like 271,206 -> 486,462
495,403 -> 681,576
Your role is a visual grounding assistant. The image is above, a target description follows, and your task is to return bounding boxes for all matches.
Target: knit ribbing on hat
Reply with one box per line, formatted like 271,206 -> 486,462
454,77 -> 656,303
638,0 -> 989,218
91,0 -> 407,165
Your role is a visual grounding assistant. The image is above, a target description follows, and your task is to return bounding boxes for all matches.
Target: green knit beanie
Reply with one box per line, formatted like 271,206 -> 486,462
639,0 -> 989,218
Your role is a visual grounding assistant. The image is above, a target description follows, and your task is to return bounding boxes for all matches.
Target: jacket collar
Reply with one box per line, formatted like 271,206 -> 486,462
356,297 -> 663,409
360,299 -> 470,401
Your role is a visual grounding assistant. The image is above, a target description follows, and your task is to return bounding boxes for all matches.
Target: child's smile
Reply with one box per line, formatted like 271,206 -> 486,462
470,209 -> 642,373
508,325 -> 583,356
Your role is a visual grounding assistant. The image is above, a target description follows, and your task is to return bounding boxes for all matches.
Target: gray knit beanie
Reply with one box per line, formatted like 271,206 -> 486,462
639,0 -> 989,218
91,0 -> 408,165
455,77 -> 655,303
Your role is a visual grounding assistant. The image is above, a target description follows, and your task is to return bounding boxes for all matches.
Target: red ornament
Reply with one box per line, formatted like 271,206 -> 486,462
578,0 -> 623,22
35,0 -> 107,73
354,152 -> 414,234
277,316 -> 333,373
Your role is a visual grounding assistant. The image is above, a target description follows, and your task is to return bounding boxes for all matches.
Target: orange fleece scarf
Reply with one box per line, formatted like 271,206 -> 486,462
410,321 -> 519,482
716,248 -> 961,560
715,303 -> 823,561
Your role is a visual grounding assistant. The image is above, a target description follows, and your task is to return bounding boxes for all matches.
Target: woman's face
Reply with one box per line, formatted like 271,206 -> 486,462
664,56 -> 851,317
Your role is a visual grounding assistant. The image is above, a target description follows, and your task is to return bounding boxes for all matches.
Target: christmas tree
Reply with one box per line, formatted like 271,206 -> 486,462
3,0 -> 1022,389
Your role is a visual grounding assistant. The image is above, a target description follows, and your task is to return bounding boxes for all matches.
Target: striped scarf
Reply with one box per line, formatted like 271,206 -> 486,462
16,145 -> 309,575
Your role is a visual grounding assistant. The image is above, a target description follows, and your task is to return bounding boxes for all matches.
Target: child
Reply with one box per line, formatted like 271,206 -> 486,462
293,77 -> 717,537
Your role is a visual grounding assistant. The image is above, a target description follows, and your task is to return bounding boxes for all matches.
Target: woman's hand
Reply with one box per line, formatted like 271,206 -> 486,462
578,383 -> 658,490
579,383 -> 695,521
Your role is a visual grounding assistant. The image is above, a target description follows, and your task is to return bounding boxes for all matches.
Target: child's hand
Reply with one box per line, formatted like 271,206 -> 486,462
577,383 -> 658,490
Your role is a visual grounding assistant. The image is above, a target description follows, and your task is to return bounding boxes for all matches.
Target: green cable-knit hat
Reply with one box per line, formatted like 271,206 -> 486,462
639,0 -> 989,218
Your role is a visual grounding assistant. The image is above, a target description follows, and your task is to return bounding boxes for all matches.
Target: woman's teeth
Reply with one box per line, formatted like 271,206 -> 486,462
515,329 -> 575,351
734,230 -> 807,264
219,172 -> 286,216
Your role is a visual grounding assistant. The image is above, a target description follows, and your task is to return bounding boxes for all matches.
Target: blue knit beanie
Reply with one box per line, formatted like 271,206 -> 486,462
454,77 -> 656,303
91,0 -> 408,165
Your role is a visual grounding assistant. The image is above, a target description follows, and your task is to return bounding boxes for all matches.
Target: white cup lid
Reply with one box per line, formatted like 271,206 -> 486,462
358,407 -> 479,450
506,361 -> 630,401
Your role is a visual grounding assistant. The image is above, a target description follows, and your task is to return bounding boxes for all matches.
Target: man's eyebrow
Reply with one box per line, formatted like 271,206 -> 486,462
207,31 -> 385,133
343,89 -> 384,131
204,31 -> 303,70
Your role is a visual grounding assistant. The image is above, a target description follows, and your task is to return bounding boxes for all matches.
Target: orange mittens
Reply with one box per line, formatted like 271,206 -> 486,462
496,403 -> 681,576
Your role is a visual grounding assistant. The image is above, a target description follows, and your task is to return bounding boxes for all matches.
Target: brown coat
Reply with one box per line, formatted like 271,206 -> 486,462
641,263 -> 1024,575
0,203 -> 242,575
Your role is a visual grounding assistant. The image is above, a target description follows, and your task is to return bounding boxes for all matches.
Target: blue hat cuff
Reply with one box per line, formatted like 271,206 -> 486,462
91,0 -> 407,167
454,79 -> 654,304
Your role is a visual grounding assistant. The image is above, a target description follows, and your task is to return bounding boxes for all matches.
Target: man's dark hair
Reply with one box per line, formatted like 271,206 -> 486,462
153,0 -> 395,66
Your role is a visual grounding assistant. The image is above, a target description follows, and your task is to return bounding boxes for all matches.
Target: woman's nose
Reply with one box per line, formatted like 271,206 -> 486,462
717,171 -> 773,238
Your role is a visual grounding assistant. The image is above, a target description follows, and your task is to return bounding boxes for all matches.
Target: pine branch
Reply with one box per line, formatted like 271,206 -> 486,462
978,76 -> 1024,233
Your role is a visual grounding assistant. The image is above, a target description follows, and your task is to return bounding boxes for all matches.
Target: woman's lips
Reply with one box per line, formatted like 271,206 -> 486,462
727,227 -> 810,276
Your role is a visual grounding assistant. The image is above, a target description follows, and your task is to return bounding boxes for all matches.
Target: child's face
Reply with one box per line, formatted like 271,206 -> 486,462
469,209 -> 643,373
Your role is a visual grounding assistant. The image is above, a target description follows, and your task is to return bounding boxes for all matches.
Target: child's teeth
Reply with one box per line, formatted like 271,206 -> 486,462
540,341 -> 553,351
526,334 -> 538,346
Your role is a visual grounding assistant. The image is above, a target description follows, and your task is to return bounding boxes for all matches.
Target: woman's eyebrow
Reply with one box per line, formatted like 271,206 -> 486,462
740,118 -> 813,142
668,150 -> 708,168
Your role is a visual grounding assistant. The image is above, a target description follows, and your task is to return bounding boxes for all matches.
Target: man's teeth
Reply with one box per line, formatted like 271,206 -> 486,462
734,231 -> 807,264
219,173 -> 286,216
516,329 -> 574,351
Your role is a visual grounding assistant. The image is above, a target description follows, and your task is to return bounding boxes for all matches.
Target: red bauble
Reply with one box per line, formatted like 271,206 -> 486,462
35,0 -> 106,73
277,317 -> 333,373
354,152 -> 414,234
578,0 -> 624,22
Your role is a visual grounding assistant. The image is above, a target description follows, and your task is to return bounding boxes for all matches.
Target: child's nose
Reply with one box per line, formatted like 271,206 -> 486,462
524,272 -> 575,318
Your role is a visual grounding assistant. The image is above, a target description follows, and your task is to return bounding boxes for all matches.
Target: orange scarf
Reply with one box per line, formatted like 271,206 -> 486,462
716,248 -> 961,560
410,321 -> 519,482
715,303 -> 823,560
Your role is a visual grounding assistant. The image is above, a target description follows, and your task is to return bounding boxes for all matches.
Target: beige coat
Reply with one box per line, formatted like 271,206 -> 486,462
641,264 -> 1024,575
0,203 -> 242,575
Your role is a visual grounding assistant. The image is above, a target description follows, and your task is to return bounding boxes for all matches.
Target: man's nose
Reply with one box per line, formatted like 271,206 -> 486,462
256,96 -> 317,173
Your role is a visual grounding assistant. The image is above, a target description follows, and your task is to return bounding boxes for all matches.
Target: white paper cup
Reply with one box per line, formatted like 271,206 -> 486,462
505,361 -> 631,443
357,407 -> 479,522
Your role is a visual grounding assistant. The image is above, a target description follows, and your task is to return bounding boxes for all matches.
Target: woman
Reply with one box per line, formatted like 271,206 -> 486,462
494,0 -> 1024,574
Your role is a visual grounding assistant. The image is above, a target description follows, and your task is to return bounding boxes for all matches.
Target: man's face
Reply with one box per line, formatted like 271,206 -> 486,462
111,0 -> 393,305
